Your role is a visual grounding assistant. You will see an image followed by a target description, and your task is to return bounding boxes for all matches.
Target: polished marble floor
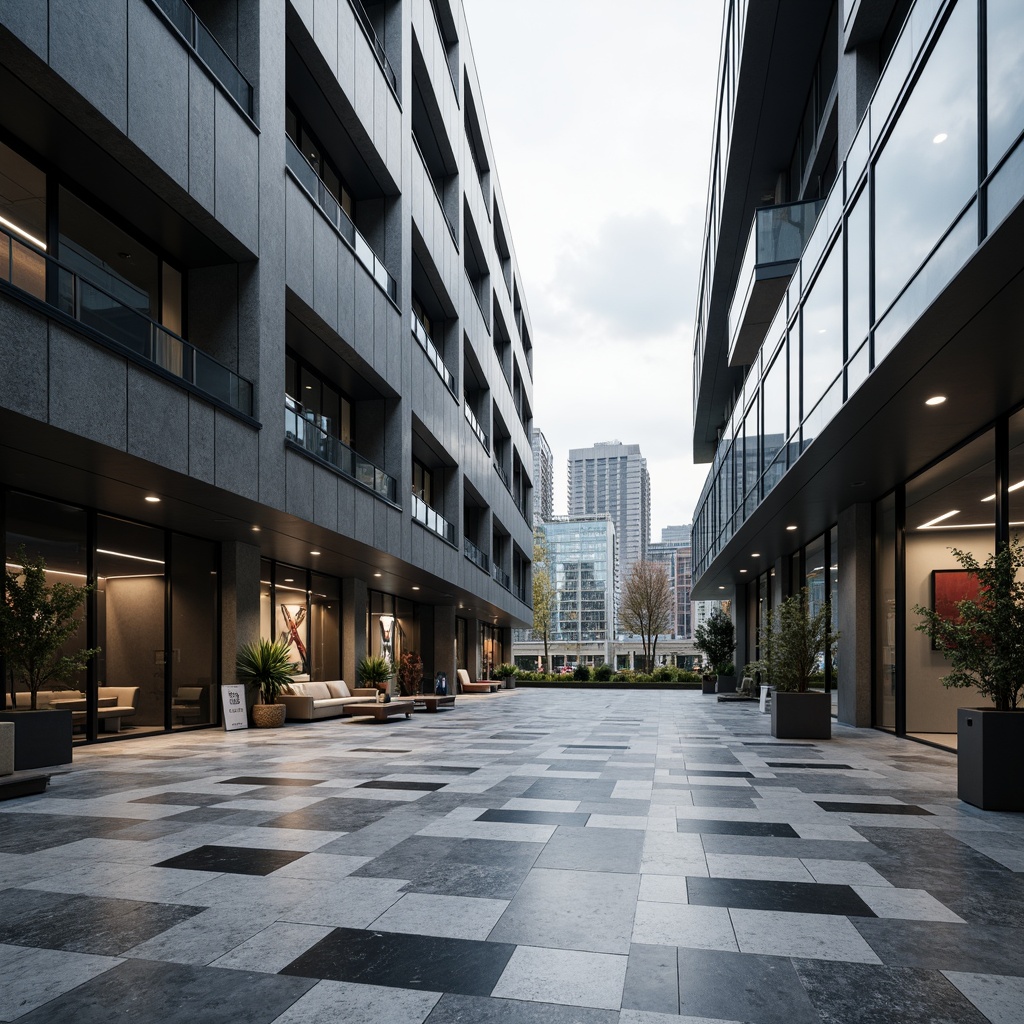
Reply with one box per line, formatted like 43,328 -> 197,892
2,689 -> 1023,1023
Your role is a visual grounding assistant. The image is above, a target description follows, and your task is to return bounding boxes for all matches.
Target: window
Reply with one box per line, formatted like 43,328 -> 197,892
412,459 -> 434,506
286,104 -> 354,218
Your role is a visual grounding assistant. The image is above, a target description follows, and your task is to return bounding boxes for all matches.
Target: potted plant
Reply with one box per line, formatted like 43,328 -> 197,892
358,655 -> 393,703
756,588 -> 834,739
913,539 -> 1024,811
694,610 -> 735,694
495,662 -> 517,689
236,638 -> 292,727
397,651 -> 424,697
0,547 -> 99,768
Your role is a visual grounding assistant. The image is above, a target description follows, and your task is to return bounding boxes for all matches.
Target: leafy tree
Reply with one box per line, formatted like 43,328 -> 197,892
532,530 -> 555,672
913,540 -> 1024,711
1,546 -> 100,710
755,588 -> 834,693
694,608 -> 735,675
397,650 -> 424,697
621,560 -> 672,673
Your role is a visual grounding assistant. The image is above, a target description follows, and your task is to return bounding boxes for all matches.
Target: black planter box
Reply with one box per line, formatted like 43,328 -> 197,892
771,691 -> 831,739
716,675 -> 737,694
701,679 -> 717,695
0,710 -> 74,770
957,707 -> 1024,811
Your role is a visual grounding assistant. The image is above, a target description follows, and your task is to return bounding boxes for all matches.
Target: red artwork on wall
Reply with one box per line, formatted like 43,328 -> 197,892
930,569 -> 983,650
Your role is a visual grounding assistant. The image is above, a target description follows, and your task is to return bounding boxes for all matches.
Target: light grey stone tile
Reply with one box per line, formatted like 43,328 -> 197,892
492,945 -> 628,1011
209,922 -> 333,973
730,909 -> 881,963
632,902 -> 736,951
943,971 -> 1024,1024
0,947 -> 121,1019
268,979 -> 441,1024
851,886 -> 965,922
370,893 -> 509,940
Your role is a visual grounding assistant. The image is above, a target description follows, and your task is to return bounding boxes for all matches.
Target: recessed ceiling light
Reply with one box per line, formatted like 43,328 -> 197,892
251,525 -> 261,532
740,569 -> 748,574
718,586 -> 725,590
310,550 -> 320,556
751,552 -> 760,557
933,132 -> 948,144
412,586 -> 420,591
284,578 -> 294,583
925,395 -> 946,406
373,572 -> 382,577
786,525 -> 798,531
144,495 -> 161,503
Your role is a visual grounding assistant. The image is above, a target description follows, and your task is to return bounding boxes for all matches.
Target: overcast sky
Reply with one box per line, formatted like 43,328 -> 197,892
462,0 -> 724,538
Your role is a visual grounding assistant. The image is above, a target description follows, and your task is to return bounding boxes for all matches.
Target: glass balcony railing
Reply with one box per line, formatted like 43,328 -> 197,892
0,224 -> 253,416
412,492 -> 455,544
286,136 -> 397,302
152,0 -> 253,117
493,458 -> 510,490
464,400 -> 488,450
513,581 -> 528,604
464,537 -> 489,573
285,398 -> 397,502
492,562 -> 511,591
350,0 -> 397,92
411,311 -> 456,394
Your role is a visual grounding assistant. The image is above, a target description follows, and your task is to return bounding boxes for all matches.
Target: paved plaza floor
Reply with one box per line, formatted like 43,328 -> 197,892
2,689 -> 1023,1023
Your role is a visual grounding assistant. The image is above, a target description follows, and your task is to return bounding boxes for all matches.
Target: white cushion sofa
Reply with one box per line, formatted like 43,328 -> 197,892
276,680 -> 377,721
15,687 -> 140,732
456,669 -> 500,693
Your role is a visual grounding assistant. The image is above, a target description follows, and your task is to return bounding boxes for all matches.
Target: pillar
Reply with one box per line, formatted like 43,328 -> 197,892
342,577 -> 369,688
838,502 -> 873,726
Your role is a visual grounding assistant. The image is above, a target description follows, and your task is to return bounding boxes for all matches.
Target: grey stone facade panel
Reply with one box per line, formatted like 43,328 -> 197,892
214,410 -> 258,500
285,448 -> 315,524
312,211 -> 339,334
187,61 -> 217,211
312,463 -> 339,533
214,90 -> 259,254
0,300 -> 48,423
126,365 -> 189,475
0,0 -> 47,59
187,399 -> 216,484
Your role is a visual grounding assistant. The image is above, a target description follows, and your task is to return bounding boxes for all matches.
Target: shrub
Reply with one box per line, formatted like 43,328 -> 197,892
573,664 -> 592,681
653,667 -> 675,682
593,663 -> 613,681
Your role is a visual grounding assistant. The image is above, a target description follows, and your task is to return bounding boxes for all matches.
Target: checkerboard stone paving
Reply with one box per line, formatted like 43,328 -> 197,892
1,691 -> 1023,1023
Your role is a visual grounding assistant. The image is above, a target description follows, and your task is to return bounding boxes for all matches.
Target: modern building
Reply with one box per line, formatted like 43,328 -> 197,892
0,0 -> 536,742
567,440 -> 650,622
648,524 -> 693,639
515,515 -> 616,668
690,0 -> 1024,748
531,427 -> 553,525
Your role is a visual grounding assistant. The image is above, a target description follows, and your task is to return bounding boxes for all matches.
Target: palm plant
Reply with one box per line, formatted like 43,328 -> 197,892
236,638 -> 293,704
358,655 -> 393,687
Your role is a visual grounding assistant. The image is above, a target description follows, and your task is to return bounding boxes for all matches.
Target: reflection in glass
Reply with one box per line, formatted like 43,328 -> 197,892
986,0 -> 1024,171
846,189 -> 869,349
310,575 -> 341,681
171,534 -> 217,728
801,239 -> 844,415
873,0 -> 977,316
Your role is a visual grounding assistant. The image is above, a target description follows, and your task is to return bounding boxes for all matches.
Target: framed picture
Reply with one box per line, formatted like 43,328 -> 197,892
930,569 -> 982,650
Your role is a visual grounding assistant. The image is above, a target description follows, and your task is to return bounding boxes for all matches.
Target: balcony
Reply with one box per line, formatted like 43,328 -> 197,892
151,0 -> 253,117
411,311 -> 456,395
286,136 -> 397,302
412,134 -> 458,246
350,0 -> 397,93
513,581 -> 528,604
0,225 -> 253,416
727,198 -> 824,368
493,458 -> 510,491
285,399 -> 397,502
464,537 -> 489,573
491,562 -> 511,591
412,493 -> 455,544
464,400 -> 488,451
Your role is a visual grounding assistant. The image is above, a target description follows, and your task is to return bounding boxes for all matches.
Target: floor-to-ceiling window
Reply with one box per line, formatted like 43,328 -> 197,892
875,492 -> 898,732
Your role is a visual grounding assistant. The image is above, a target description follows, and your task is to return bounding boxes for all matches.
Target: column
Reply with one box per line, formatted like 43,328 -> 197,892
838,503 -> 872,726
341,577 -> 369,688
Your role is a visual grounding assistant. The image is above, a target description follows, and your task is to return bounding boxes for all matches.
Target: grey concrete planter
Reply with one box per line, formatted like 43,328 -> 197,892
0,709 -> 73,769
701,678 -> 717,695
771,691 -> 831,739
716,675 -> 737,694
957,708 -> 1024,811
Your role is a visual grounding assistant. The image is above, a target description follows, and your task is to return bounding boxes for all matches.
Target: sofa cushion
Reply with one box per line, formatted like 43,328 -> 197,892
298,681 -> 331,701
326,681 -> 351,698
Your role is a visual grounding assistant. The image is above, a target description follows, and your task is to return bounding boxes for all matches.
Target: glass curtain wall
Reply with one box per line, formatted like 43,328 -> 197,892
170,534 -> 218,727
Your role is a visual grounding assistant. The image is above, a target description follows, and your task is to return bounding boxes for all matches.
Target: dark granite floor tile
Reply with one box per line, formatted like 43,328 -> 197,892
423,993 -> 619,1023
622,942 -> 678,1014
349,748 -> 413,753
404,861 -> 536,899
676,948 -> 822,1024
922,883 -> 1024,927
0,888 -> 203,955
520,779 -> 616,801
766,762 -> 857,769
676,818 -> 800,838
793,958 -> 988,1024
220,776 -> 324,787
564,744 -> 629,751
16,957 -> 315,1024
668,769 -> 755,778
675,749 -> 742,766
130,792 -> 234,806
357,780 -> 448,791
477,808 -> 591,827
687,876 -> 876,916
543,760 -> 609,770
159,807 -> 275,826
281,926 -> 514,996
261,797 -> 397,832
699,835 -> 883,859
743,741 -> 820,748
107,819 -> 195,841
0,812 -> 143,854
383,764 -> 479,775
155,844 -> 306,876
815,801 -> 933,815
855,828 -> 1003,874
535,824 -> 644,873
854,918 -> 1024,975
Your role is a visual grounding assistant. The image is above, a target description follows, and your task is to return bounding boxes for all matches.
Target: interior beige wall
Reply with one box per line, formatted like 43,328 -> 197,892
905,527 -> 985,732
104,576 -> 164,726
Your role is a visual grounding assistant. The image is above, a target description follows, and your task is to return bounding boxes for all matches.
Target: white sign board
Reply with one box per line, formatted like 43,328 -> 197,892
221,684 -> 249,731
759,685 -> 770,715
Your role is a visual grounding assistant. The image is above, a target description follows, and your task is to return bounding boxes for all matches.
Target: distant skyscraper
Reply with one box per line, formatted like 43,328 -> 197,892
568,442 -> 651,603
649,525 -> 694,639
531,429 -> 553,525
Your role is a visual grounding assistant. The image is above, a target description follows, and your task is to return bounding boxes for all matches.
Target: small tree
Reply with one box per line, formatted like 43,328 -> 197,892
756,588 -> 834,693
532,530 -> 555,673
397,650 -> 424,697
913,540 -> 1024,711
621,561 -> 673,673
1,546 -> 100,710
694,608 -> 735,676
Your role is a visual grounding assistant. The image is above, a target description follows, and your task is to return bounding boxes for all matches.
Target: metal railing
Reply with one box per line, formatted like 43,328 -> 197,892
493,458 -> 510,490
411,311 -> 456,393
285,398 -> 396,502
286,136 -> 397,302
0,225 -> 253,416
464,400 -> 488,450
152,0 -> 253,116
412,492 -> 455,544
492,563 -> 511,590
350,0 -> 397,92
464,537 -> 489,573
513,581 -> 528,604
